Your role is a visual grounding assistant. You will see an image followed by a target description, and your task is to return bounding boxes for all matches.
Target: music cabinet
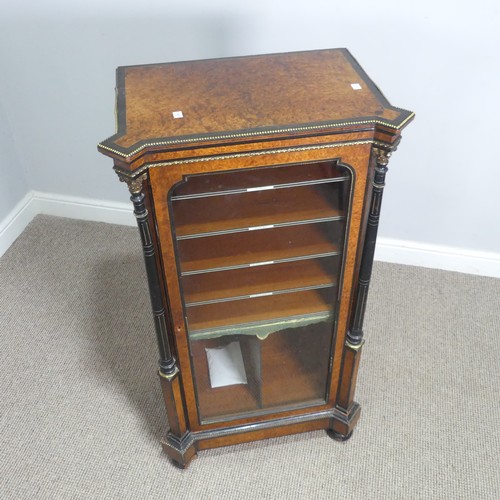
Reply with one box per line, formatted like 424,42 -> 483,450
98,48 -> 414,468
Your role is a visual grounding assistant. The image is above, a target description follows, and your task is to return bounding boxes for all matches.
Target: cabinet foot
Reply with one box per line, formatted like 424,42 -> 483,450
161,431 -> 197,468
328,402 -> 361,439
170,455 -> 197,469
326,428 -> 353,442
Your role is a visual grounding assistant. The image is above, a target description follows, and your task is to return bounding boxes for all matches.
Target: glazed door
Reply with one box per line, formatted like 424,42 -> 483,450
169,161 -> 352,424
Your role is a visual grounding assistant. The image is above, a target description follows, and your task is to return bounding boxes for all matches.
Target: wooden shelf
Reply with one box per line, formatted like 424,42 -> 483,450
178,221 -> 342,274
187,288 -> 335,335
172,183 -> 343,238
183,257 -> 339,305
172,161 -> 347,199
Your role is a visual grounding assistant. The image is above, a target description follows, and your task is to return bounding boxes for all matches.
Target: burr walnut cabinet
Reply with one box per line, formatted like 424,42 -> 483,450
98,48 -> 413,468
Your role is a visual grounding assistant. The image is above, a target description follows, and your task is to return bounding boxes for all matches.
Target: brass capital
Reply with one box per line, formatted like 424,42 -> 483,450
116,171 -> 148,195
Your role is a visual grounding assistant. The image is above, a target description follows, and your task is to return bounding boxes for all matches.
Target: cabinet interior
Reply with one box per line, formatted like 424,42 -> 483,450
169,160 -> 352,423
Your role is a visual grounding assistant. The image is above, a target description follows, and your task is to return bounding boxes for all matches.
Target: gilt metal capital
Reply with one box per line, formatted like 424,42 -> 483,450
116,171 -> 148,195
373,147 -> 392,167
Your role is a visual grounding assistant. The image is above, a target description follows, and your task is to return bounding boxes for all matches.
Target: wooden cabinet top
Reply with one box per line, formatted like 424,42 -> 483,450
98,48 -> 414,162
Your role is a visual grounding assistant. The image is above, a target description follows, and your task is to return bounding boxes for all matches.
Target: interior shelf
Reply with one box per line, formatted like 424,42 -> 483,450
183,257 -> 339,306
171,161 -> 347,200
172,183 -> 344,238
187,287 -> 336,339
178,221 -> 342,275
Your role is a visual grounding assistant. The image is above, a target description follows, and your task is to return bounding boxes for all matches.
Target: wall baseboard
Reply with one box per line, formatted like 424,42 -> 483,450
376,237 -> 500,279
0,191 -> 40,257
0,191 -> 135,258
1,191 -> 499,278
32,191 -> 136,227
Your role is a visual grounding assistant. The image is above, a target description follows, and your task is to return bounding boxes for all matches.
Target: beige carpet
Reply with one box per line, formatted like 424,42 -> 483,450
1,215 -> 499,499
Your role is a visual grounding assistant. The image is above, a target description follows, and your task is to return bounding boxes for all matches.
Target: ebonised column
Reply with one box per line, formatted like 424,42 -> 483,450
347,146 -> 392,348
122,173 -> 179,380
329,145 -> 395,441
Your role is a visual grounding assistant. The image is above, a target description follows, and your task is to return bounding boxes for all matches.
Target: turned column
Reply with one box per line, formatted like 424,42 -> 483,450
124,173 -> 178,379
119,172 -> 196,467
330,145 -> 394,440
347,146 -> 392,347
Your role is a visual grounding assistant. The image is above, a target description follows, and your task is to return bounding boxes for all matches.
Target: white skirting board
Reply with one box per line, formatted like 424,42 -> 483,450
0,191 -> 40,258
1,190 -> 499,278
0,190 -> 135,257
375,238 -> 500,279
31,191 -> 136,227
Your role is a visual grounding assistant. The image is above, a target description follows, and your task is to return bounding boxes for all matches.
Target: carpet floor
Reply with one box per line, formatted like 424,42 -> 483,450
1,215 -> 499,499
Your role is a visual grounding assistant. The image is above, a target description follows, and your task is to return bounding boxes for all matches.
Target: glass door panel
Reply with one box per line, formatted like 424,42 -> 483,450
169,160 -> 352,423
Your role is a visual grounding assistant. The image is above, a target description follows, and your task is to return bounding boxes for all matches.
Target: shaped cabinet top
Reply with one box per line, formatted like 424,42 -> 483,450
98,48 -> 414,162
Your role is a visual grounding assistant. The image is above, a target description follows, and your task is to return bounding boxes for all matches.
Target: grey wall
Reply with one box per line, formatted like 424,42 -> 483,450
0,1 -> 499,254
0,9 -> 239,214
0,99 -> 29,220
